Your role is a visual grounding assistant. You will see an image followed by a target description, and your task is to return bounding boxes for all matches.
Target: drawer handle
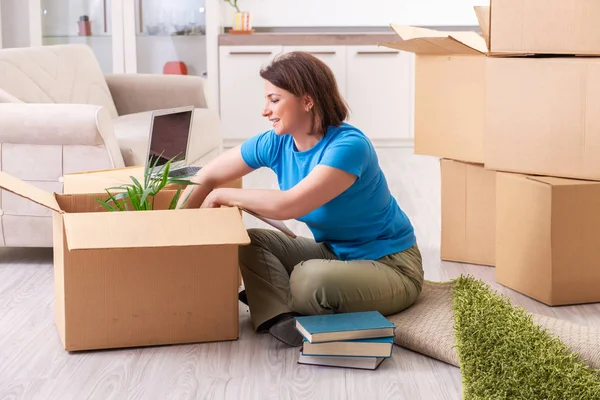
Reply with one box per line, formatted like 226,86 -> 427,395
307,51 -> 336,55
356,51 -> 400,55
229,51 -> 273,55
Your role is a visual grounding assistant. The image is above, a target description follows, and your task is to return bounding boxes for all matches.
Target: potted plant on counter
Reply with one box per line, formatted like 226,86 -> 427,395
224,0 -> 253,33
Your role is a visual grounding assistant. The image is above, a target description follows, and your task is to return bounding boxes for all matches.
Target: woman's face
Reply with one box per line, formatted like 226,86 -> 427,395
262,80 -> 312,135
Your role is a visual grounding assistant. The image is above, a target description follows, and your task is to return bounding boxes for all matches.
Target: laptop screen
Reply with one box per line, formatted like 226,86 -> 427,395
148,109 -> 193,167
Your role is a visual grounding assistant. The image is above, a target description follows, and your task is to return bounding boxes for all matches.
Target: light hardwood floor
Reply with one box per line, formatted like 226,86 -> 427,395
1,148 -> 599,400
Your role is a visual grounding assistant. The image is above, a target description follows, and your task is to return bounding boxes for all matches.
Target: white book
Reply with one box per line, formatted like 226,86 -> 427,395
297,353 -> 386,370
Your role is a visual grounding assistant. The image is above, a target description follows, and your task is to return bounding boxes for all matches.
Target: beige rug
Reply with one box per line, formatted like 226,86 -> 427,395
388,280 -> 600,370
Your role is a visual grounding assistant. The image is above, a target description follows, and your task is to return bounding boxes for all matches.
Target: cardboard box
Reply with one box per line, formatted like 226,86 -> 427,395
382,24 -> 600,181
485,56 -> 600,181
62,166 -> 243,194
63,166 -> 245,287
496,172 -> 600,306
483,1 -> 600,56
441,159 -> 495,267
381,25 -> 488,163
0,171 -> 251,351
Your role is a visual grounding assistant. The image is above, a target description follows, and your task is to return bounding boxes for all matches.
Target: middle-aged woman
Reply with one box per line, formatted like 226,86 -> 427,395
178,51 -> 424,347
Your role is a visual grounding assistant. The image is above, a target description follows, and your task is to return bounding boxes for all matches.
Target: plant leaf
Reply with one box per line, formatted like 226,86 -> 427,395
105,189 -> 125,211
130,176 -> 143,190
168,179 -> 201,186
177,188 -> 195,210
94,196 -> 117,211
126,186 -> 140,210
169,186 -> 183,210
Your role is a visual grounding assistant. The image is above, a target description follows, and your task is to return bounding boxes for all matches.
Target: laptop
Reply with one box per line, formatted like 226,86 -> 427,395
145,105 -> 202,178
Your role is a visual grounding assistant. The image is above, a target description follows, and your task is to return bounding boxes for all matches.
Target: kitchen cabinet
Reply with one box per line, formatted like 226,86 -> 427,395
219,42 -> 414,146
219,45 -> 283,142
345,45 -> 413,142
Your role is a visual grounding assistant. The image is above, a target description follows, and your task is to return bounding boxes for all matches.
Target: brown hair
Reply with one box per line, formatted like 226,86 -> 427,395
260,51 -> 349,135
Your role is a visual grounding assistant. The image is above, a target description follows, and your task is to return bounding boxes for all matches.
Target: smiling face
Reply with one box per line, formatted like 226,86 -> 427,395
262,80 -> 313,136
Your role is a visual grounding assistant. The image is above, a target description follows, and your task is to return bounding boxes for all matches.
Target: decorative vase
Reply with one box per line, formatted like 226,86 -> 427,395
232,11 -> 252,32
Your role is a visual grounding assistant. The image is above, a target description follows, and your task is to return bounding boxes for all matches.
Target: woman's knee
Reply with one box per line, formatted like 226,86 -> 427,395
289,260 -> 339,313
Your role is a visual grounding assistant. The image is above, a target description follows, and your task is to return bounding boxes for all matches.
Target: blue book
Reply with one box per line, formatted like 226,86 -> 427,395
301,336 -> 394,358
294,311 -> 396,343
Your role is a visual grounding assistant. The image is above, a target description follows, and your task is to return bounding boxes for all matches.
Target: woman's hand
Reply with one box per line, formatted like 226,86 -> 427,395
176,145 -> 255,209
201,188 -> 229,208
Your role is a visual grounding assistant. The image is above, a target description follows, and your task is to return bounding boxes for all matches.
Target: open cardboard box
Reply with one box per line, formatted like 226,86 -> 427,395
61,165 -> 242,194
0,170 -> 251,351
380,25 -> 488,163
61,166 -> 248,287
382,15 -> 600,181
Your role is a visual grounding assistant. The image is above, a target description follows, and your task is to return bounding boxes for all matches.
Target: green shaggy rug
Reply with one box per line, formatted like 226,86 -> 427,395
388,276 -> 600,399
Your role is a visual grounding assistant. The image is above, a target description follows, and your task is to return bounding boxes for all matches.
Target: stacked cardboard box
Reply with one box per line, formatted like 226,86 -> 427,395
382,1 -> 600,306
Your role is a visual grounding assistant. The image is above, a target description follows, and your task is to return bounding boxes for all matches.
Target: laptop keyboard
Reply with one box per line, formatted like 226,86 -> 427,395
169,166 -> 201,177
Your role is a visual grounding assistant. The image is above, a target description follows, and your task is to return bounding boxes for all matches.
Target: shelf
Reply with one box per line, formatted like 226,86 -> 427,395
43,35 -> 112,39
136,33 -> 206,37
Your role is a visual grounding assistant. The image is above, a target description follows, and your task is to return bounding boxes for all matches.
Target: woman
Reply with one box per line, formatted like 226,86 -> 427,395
179,51 -> 424,347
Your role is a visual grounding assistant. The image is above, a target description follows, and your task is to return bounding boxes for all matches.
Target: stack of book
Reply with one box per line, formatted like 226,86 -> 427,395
294,311 -> 395,370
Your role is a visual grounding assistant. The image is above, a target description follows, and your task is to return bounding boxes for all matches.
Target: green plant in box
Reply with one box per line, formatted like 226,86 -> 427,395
95,154 -> 199,211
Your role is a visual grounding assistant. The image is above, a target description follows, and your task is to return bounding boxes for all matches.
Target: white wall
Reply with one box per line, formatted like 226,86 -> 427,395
1,0 -> 31,48
220,0 -> 490,28
0,1 -> 3,47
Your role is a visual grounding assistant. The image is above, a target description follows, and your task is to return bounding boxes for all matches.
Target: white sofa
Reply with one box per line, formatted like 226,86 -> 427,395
0,44 -> 223,247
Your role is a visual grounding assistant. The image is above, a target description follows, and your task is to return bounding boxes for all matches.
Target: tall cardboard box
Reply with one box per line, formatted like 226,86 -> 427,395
485,1 -> 600,55
496,172 -> 600,306
0,171 -> 251,351
380,25 -> 488,163
440,159 -> 496,267
485,56 -> 600,181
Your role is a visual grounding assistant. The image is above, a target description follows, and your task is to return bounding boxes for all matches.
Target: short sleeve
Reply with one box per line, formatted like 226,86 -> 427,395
240,130 -> 279,170
319,133 -> 371,178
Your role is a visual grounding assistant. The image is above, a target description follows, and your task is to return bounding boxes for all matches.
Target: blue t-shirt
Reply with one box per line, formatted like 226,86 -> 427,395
240,122 -> 416,261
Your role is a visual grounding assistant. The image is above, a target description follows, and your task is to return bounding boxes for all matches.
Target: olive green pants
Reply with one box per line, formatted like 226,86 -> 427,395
238,228 -> 424,331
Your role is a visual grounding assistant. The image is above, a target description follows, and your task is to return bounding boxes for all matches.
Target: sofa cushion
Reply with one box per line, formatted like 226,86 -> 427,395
2,216 -> 53,247
0,88 -> 23,103
0,44 -> 118,118
112,109 -> 222,167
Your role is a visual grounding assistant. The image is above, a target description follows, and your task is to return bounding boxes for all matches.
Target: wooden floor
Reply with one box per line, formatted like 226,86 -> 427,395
1,148 -> 599,400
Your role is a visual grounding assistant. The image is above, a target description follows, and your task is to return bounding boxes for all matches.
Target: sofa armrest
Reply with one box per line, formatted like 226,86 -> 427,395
105,74 -> 209,116
0,103 -> 125,168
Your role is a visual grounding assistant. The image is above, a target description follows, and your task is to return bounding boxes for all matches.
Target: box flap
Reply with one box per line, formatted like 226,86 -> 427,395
474,6 -> 490,50
62,207 -> 251,250
380,25 -> 488,55
526,176 -> 600,187
0,171 -> 62,213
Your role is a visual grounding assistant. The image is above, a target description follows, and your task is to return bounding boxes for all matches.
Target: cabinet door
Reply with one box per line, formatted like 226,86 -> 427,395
281,45 -> 347,97
219,45 -> 283,142
346,46 -> 414,142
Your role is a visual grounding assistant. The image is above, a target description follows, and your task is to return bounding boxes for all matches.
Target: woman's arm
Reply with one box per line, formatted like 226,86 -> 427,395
204,165 -> 357,220
178,145 -> 255,209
